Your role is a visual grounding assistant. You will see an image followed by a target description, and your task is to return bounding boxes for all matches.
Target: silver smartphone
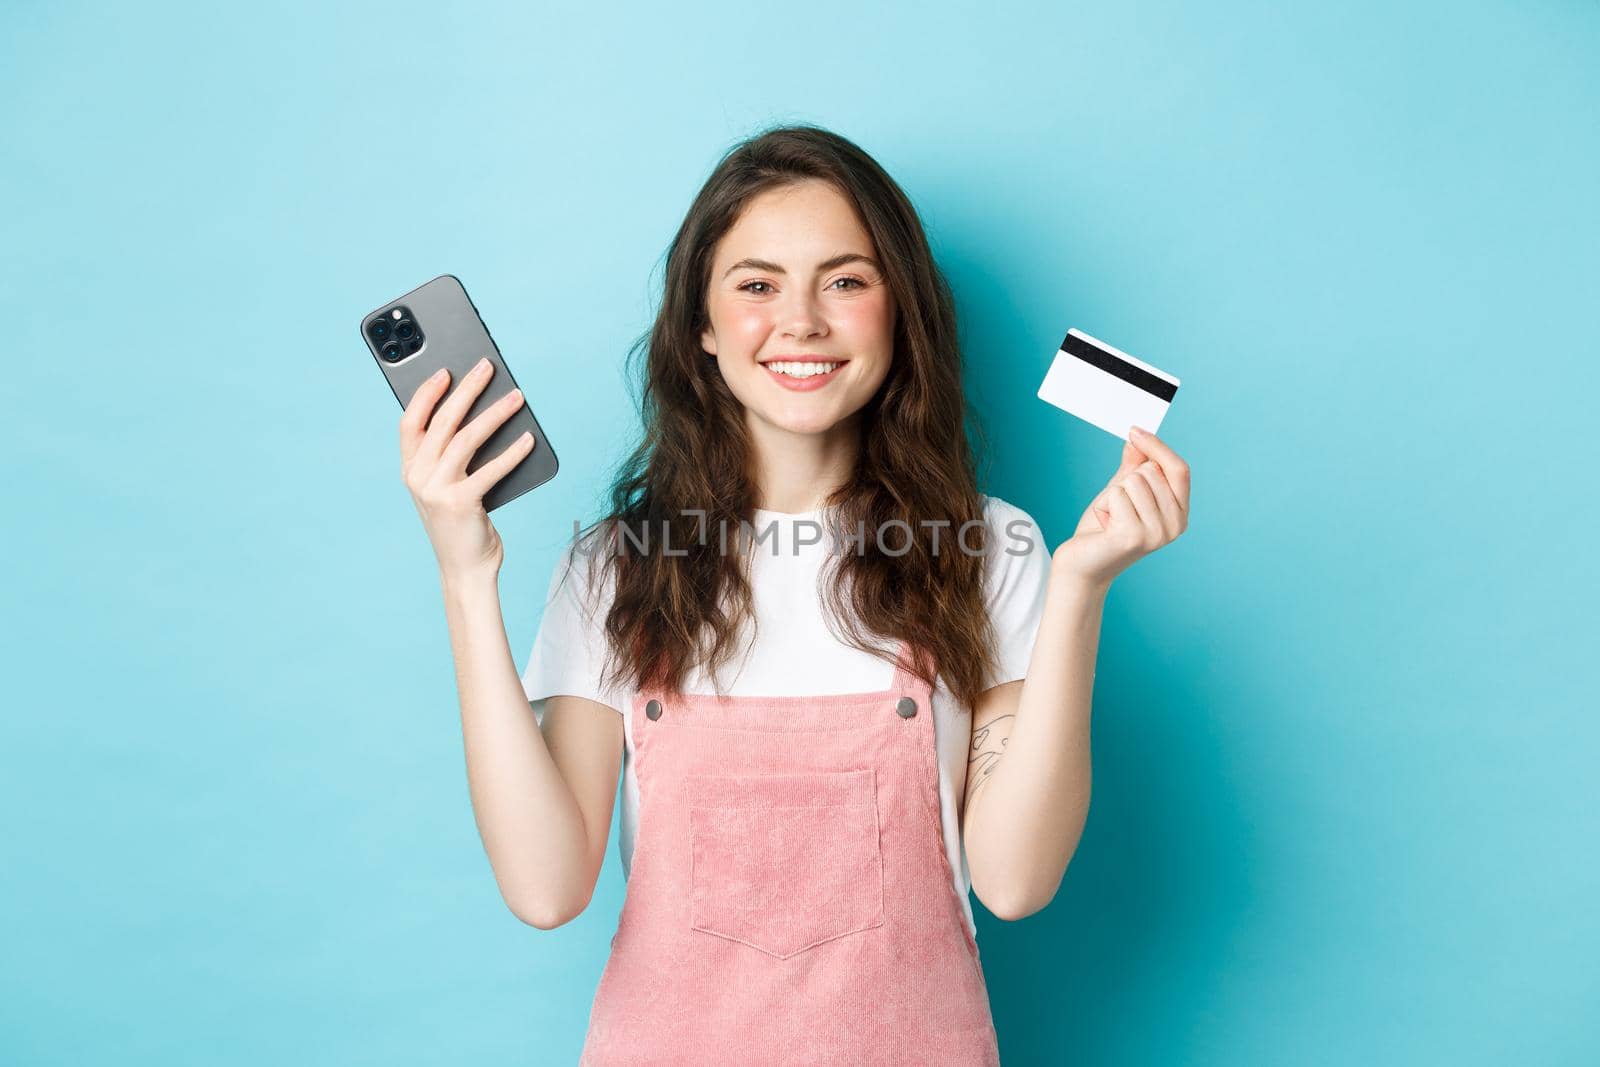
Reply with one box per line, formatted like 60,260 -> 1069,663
360,274 -> 558,511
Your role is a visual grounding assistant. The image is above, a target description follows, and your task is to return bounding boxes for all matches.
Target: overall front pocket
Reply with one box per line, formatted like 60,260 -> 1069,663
686,768 -> 885,960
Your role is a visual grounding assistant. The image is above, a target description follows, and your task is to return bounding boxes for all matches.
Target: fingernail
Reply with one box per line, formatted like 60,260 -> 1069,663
430,368 -> 447,382
1130,425 -> 1147,437
475,357 -> 490,372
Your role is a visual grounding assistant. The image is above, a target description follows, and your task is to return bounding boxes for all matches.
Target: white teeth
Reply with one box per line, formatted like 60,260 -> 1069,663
766,361 -> 841,378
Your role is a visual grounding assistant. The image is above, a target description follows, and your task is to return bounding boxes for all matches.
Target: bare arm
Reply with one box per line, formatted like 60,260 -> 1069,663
960,564 -> 1105,921
962,425 -> 1190,920
396,358 -> 622,929
441,569 -> 622,929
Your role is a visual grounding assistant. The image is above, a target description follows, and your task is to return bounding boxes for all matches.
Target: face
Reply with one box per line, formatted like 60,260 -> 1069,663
700,179 -> 897,440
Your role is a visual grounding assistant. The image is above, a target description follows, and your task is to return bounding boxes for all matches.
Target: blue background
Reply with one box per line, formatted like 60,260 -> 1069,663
4,1 -> 1596,1063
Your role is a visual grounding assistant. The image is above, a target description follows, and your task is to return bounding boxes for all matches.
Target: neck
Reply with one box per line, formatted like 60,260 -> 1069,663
746,410 -> 860,514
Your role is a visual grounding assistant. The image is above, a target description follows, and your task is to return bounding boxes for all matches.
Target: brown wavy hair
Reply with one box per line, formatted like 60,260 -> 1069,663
566,122 -> 1002,710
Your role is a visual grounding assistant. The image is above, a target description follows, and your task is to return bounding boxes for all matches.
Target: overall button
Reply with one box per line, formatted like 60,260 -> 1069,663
645,699 -> 662,720
895,696 -> 918,719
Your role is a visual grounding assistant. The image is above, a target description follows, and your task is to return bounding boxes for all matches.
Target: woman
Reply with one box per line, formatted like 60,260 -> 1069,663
398,124 -> 1190,1064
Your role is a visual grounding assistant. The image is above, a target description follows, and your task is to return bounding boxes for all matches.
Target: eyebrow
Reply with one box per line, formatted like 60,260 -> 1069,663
721,252 -> 880,280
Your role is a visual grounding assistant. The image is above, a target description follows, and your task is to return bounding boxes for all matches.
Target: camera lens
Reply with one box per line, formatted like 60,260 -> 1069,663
404,336 -> 423,354
370,318 -> 391,340
396,319 -> 415,340
382,341 -> 402,362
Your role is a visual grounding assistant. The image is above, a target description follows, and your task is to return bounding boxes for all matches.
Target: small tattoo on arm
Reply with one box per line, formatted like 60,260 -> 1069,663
967,713 -> 1015,804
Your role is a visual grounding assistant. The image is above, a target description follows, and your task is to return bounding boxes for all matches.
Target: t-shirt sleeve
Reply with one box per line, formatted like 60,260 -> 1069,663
980,496 -> 1052,691
519,538 -> 628,722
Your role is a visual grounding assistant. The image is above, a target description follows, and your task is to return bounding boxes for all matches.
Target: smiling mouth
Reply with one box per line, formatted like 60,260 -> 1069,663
762,359 -> 847,379
761,359 -> 848,391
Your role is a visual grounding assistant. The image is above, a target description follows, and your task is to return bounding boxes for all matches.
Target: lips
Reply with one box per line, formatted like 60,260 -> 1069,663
763,361 -> 847,392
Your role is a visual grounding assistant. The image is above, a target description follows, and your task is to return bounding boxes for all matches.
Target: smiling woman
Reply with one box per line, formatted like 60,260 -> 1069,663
509,124 -> 1040,1065
418,115 -> 1187,1062
490,123 -> 1074,1065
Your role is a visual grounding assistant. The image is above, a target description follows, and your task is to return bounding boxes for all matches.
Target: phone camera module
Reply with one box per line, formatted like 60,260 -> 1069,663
371,305 -> 422,360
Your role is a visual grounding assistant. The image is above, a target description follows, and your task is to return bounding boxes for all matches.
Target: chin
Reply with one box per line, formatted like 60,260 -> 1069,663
768,412 -> 843,436
749,402 -> 853,437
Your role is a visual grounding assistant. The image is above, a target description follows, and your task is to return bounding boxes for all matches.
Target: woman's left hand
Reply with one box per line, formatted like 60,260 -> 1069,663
1053,425 -> 1191,589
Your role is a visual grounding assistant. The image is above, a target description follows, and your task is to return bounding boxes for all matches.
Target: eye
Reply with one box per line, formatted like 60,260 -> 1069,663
735,276 -> 867,294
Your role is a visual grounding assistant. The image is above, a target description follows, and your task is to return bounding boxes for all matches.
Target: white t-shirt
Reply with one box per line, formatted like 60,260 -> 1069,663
519,494 -> 1052,940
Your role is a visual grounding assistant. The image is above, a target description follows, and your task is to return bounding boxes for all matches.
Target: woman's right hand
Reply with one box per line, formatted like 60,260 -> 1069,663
399,356 -> 537,581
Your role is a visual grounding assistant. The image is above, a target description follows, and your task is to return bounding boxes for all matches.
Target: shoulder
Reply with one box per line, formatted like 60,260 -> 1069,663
978,494 -> 1049,559
972,496 -> 1052,691
540,522 -> 620,627
975,494 -> 1051,607
523,524 -> 629,714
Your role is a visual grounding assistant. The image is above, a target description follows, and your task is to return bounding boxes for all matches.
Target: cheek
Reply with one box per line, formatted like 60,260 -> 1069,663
838,294 -> 894,339
722,304 -> 773,345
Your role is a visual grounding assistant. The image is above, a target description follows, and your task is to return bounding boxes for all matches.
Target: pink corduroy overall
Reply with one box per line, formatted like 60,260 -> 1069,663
578,639 -> 1001,1065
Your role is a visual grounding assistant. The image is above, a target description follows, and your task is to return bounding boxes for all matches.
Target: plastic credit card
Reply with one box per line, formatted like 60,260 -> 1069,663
1036,328 -> 1180,441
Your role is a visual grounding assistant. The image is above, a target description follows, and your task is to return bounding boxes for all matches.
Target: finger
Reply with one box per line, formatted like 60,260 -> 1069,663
1113,437 -> 1148,479
1129,426 -> 1190,515
1116,468 -> 1164,542
1095,441 -> 1145,517
440,387 -> 526,477
419,357 -> 496,465
461,430 -> 536,500
1131,461 -> 1184,537
399,368 -> 451,464
1104,481 -> 1139,532
1088,483 -> 1117,527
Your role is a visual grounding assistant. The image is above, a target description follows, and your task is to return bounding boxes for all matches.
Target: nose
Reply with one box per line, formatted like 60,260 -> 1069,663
779,288 -> 827,340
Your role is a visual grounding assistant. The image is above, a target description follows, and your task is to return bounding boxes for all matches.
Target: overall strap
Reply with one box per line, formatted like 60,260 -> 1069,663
889,638 -> 935,694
